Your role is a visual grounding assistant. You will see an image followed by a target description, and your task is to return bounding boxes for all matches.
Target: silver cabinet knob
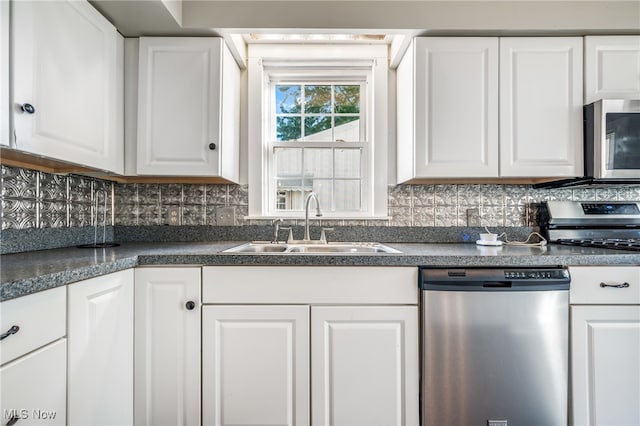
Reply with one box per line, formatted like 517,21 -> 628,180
21,103 -> 35,114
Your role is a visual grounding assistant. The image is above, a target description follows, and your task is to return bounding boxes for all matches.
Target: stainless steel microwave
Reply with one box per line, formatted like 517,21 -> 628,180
585,99 -> 640,179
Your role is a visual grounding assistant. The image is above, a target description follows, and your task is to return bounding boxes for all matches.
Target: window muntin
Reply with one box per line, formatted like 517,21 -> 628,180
269,80 -> 366,214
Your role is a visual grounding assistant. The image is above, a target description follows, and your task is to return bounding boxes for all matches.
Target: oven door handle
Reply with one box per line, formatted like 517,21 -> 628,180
600,282 -> 630,289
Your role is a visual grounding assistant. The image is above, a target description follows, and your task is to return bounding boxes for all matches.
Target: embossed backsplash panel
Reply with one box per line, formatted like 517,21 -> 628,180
1,165 -> 113,230
2,165 -> 640,230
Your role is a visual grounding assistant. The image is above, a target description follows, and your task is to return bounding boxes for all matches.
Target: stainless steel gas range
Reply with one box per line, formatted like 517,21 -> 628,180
542,201 -> 640,251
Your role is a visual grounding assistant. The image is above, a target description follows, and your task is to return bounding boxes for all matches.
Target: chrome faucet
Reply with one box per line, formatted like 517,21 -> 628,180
303,192 -> 323,241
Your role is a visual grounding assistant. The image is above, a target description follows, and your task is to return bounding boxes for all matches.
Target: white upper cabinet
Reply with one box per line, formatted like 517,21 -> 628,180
585,36 -> 640,103
135,37 -> 240,180
397,38 -> 499,181
499,37 -> 583,177
12,0 -> 124,173
1,0 -> 9,147
398,36 -> 583,181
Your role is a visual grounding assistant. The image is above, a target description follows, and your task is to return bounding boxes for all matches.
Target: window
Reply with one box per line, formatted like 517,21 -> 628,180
248,44 -> 388,219
271,82 -> 366,212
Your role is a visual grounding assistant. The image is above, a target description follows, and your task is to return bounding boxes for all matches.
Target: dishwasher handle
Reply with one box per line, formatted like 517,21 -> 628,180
483,282 -> 512,288
421,280 -> 569,291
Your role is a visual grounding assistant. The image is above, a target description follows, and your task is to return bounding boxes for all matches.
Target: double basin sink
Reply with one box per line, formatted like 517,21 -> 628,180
223,241 -> 402,254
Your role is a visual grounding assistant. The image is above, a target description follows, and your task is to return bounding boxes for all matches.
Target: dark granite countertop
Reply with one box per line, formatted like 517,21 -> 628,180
2,241 -> 639,301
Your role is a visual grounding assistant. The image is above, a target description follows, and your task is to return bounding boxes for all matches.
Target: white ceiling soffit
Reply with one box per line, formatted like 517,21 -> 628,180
91,1 -> 640,36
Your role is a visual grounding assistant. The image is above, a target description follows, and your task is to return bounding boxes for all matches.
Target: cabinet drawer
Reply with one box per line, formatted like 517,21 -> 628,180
0,338 -> 67,425
0,287 -> 66,365
569,266 -> 640,305
203,266 -> 418,304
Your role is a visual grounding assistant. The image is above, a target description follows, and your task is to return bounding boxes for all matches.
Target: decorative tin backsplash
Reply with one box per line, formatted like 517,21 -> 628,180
1,165 -> 112,230
2,165 -> 640,230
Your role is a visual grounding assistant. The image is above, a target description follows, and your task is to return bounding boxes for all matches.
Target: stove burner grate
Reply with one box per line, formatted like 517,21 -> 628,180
557,238 -> 640,252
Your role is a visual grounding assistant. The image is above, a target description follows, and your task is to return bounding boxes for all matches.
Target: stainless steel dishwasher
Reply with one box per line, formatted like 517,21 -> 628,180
420,267 -> 570,426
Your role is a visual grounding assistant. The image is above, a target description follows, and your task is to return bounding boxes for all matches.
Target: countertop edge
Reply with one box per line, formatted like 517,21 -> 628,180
2,242 -> 640,302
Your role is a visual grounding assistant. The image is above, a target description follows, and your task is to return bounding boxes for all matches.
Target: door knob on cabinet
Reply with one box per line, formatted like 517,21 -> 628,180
21,103 -> 35,114
185,301 -> 196,310
208,143 -> 216,150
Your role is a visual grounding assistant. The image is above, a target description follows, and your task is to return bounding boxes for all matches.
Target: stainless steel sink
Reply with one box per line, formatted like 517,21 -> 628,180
223,242 -> 401,254
223,242 -> 288,253
286,244 -> 400,253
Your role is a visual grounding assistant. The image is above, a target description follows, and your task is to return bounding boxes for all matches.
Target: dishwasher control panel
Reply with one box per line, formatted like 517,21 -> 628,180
420,267 -> 571,291
504,269 -> 569,280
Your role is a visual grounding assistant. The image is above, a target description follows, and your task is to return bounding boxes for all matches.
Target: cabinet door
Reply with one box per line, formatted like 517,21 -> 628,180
412,37 -> 499,178
202,305 -> 310,426
311,306 -> 419,426
500,37 -> 583,177
67,270 -> 134,426
12,0 -> 123,173
0,339 -> 66,425
572,306 -> 640,426
134,267 -> 201,426
1,0 -> 9,147
585,36 -> 640,103
137,37 -> 223,176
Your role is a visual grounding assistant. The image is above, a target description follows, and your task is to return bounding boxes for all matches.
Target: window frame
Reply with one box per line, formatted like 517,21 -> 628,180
247,44 -> 389,219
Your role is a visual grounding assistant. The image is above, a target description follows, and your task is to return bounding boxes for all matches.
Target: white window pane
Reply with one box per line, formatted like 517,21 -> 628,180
275,184 -> 304,210
334,116 -> 360,142
310,179 -> 332,211
304,148 -> 333,178
274,148 -> 302,176
335,180 -> 361,211
335,148 -> 361,178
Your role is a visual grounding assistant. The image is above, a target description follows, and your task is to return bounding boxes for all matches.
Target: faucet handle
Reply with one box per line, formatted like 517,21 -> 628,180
271,218 -> 284,243
320,227 -> 335,244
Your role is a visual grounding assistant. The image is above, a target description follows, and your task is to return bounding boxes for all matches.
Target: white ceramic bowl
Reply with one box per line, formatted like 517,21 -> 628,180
480,233 -> 498,242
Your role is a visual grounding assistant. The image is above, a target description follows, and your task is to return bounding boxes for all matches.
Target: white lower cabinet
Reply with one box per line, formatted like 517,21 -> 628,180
0,339 -> 67,426
67,270 -> 134,426
311,306 -> 419,426
134,267 -> 201,426
569,266 -> 640,426
202,306 -> 310,426
0,286 -> 67,425
202,266 -> 420,426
